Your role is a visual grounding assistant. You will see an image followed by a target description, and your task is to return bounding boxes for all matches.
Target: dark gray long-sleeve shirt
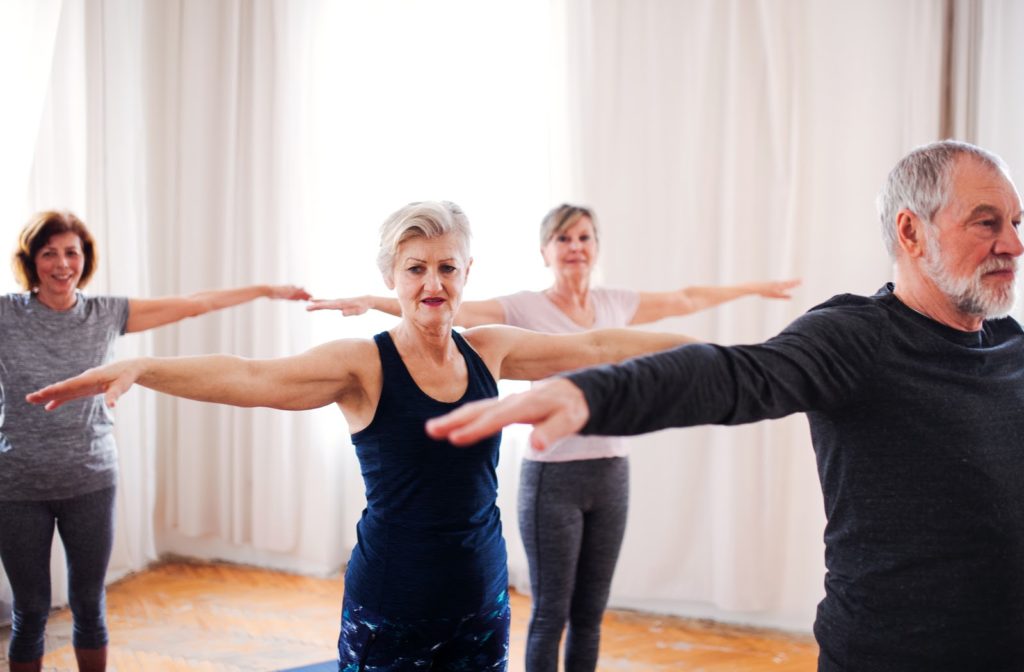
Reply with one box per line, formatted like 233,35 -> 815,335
567,284 -> 1024,671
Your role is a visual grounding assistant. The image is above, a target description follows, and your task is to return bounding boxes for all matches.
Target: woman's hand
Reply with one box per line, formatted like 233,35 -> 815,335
268,285 -> 312,301
27,359 -> 146,411
305,296 -> 373,316
750,278 -> 801,299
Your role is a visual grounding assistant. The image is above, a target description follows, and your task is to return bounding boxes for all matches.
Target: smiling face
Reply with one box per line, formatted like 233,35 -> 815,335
919,156 -> 1023,319
33,231 -> 86,307
541,215 -> 598,283
389,233 -> 471,329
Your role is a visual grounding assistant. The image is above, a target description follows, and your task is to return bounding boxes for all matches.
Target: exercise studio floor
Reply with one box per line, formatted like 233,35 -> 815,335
0,561 -> 817,671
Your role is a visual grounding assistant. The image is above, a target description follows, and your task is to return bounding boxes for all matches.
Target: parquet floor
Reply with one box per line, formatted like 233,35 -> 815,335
1,561 -> 817,671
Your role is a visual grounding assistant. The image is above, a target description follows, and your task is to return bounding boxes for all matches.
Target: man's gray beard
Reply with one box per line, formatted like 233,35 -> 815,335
922,230 -> 1018,319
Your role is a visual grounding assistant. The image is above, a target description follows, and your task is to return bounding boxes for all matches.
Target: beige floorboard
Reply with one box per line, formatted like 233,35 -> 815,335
1,560 -> 817,671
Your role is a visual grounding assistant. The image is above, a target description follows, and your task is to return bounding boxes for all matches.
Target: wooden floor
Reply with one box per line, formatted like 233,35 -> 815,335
1,561 -> 817,671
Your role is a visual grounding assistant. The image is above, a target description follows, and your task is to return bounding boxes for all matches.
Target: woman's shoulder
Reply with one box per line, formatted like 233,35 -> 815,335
590,285 -> 639,305
495,289 -> 545,307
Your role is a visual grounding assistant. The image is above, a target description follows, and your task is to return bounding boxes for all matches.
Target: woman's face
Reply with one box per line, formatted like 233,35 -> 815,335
541,215 -> 598,282
390,233 -> 471,330
34,231 -> 85,300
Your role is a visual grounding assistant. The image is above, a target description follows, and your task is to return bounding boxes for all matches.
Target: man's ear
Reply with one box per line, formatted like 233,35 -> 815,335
896,209 -> 928,258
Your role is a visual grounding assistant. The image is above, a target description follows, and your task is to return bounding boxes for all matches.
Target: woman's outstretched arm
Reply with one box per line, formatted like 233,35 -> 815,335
27,339 -> 373,412
630,279 -> 800,324
464,325 -> 695,383
125,284 -> 311,333
306,295 -> 506,327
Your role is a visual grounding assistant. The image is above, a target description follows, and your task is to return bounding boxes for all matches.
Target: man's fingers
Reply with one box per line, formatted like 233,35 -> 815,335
530,411 -> 585,451
425,398 -> 501,442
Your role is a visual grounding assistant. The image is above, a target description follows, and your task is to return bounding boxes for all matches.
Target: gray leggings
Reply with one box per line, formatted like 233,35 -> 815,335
0,486 -> 116,662
517,457 -> 628,672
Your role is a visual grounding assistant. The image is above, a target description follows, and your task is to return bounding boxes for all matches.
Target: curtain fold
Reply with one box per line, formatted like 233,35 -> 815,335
141,0 -> 347,573
0,0 -> 64,623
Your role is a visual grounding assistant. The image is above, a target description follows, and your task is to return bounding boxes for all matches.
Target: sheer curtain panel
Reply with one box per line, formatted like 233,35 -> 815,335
549,0 -> 945,629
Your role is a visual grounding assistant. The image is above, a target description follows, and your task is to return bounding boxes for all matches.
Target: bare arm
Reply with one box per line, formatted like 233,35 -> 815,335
630,279 -> 800,325
306,295 -> 401,317
26,339 -> 371,412
126,284 -> 311,333
306,295 -> 507,327
464,325 -> 695,382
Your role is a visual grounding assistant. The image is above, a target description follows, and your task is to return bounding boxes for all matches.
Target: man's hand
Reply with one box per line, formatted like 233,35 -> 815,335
426,378 -> 591,451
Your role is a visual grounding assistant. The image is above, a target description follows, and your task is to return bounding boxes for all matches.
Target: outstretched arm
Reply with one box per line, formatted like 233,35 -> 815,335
436,302 -> 883,448
306,295 -> 507,327
464,324 -> 695,382
306,295 -> 400,317
630,279 -> 800,325
27,339 -> 369,412
126,284 -> 311,333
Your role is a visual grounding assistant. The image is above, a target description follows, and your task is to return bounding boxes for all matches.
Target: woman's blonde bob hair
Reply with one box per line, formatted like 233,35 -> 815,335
539,203 -> 597,247
376,201 -> 472,279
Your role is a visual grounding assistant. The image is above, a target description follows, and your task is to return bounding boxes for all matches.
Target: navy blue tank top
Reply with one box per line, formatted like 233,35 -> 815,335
344,330 -> 507,619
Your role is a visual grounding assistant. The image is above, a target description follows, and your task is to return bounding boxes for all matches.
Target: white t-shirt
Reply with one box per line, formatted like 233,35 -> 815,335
496,287 -> 640,462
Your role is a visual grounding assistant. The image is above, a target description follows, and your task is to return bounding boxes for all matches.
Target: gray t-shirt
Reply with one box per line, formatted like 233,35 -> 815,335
0,292 -> 130,500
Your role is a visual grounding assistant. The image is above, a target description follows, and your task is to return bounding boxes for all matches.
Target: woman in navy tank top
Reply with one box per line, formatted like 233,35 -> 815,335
28,201 -> 693,671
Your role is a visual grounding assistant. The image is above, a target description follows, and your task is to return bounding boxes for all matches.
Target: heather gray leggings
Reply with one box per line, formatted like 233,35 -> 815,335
517,457 -> 628,672
0,486 -> 116,662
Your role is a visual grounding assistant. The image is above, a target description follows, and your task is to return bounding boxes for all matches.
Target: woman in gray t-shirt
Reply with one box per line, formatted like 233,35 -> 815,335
0,210 -> 309,672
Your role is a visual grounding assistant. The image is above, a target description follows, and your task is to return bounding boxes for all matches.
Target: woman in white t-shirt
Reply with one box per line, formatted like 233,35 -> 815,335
308,203 -> 798,672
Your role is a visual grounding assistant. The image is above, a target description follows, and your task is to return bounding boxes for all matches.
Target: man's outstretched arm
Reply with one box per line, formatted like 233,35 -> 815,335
429,302 -> 882,448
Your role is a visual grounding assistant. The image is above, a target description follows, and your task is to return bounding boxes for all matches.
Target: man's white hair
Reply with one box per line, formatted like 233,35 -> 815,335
877,140 -> 1011,259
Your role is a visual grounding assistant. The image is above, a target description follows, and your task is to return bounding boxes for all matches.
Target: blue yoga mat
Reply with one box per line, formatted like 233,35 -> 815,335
277,662 -> 336,672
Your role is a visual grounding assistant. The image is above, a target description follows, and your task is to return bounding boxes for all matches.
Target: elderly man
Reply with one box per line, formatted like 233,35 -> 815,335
428,140 -> 1024,671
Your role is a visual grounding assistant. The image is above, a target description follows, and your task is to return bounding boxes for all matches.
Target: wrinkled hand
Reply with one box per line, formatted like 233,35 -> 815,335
269,285 -> 312,301
26,360 -> 143,411
305,296 -> 371,316
426,378 -> 590,451
754,278 -> 801,299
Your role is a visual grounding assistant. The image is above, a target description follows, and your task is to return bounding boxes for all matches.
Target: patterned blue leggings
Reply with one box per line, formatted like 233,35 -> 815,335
337,590 -> 510,671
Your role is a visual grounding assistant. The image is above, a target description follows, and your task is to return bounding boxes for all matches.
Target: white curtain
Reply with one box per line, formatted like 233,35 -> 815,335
0,0 -> 64,623
547,0 -> 947,629
137,0 -> 349,574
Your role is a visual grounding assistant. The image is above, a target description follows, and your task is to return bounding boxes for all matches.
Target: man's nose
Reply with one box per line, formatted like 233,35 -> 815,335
996,224 -> 1024,257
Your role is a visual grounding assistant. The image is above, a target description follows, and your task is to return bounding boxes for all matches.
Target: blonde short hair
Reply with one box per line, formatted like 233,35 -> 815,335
377,201 -> 472,278
539,203 -> 597,246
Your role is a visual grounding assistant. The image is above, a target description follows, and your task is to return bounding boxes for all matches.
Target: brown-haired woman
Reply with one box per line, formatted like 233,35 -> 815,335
0,210 -> 309,672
